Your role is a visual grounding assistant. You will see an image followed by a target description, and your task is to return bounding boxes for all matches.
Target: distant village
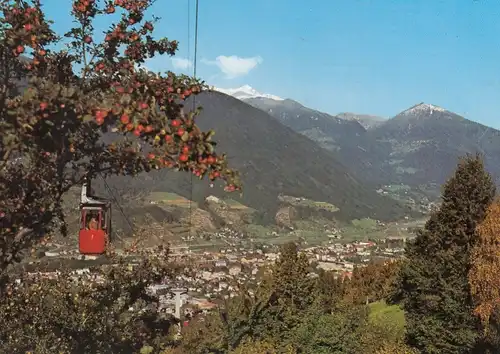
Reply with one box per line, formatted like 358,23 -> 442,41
23,232 -> 407,325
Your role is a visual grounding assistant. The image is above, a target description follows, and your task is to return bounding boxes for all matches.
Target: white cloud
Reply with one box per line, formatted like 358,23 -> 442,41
171,57 -> 193,70
202,55 -> 263,79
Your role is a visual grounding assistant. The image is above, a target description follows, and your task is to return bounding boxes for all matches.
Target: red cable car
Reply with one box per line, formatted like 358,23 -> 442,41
79,178 -> 112,255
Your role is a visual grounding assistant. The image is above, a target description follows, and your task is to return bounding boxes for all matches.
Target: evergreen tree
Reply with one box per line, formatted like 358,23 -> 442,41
269,242 -> 315,310
314,268 -> 346,312
395,154 -> 495,353
249,242 -> 316,348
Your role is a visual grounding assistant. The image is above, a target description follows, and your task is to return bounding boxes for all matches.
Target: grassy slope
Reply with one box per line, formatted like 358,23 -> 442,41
368,300 -> 405,343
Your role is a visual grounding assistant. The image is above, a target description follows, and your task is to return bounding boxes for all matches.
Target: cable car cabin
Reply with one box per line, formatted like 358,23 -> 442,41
79,179 -> 111,255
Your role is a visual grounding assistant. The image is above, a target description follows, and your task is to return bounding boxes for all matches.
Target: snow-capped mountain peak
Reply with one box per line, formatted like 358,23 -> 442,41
400,102 -> 446,116
211,85 -> 283,101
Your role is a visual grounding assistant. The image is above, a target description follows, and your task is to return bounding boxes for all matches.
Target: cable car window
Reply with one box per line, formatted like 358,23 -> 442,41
86,210 -> 100,230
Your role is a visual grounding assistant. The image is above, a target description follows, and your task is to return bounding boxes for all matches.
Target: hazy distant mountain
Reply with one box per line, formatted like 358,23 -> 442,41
366,102 -> 500,186
243,96 -> 366,153
336,112 -> 386,129
241,95 -> 395,186
239,86 -> 500,194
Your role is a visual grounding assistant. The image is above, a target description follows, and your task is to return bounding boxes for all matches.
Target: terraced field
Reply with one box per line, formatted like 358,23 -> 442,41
148,192 -> 198,208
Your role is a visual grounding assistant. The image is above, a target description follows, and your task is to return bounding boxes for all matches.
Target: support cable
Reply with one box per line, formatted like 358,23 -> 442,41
188,0 -> 200,240
99,174 -> 133,238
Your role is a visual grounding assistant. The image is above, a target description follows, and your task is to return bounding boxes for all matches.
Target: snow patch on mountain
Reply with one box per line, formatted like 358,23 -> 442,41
212,85 -> 283,101
400,103 -> 446,116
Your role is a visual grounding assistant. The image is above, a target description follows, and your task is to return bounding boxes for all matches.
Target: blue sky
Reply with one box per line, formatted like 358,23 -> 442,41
43,0 -> 500,128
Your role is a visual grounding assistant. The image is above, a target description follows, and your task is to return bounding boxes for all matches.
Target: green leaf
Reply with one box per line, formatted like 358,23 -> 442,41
205,130 -> 215,141
205,143 -> 214,154
23,90 -> 36,101
82,115 -> 93,122
120,94 -> 131,105
62,86 -> 75,98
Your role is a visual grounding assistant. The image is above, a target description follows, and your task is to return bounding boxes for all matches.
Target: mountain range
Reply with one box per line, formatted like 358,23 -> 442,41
72,84 -> 500,232
14,69 -> 500,235
100,91 -> 410,225
216,85 -> 500,192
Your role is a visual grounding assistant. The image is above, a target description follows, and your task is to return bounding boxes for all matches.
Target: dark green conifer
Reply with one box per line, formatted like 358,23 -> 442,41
395,154 -> 495,353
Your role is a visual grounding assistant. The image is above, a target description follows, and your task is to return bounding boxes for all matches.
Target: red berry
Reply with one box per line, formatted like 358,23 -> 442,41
16,45 -> 24,54
171,119 -> 181,127
182,146 -> 190,154
95,110 -> 107,121
133,129 -> 141,136
38,49 -> 46,56
145,125 -> 153,133
165,135 -> 173,142
39,102 -> 48,110
177,128 -> 185,136
206,156 -> 215,165
96,116 -> 104,125
139,102 -> 148,110
126,123 -> 134,131
179,154 -> 188,162
23,24 -> 33,31
120,114 -> 130,124
148,153 -> 155,160
84,36 -> 92,44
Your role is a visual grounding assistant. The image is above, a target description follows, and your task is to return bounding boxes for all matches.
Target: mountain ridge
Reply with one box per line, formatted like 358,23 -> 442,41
97,91 -> 411,227
241,87 -> 500,194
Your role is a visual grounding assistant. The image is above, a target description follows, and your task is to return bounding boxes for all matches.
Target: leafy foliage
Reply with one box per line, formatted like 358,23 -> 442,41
0,248 -> 179,353
469,199 -> 500,329
468,199 -> 500,352
343,259 -> 401,305
374,342 -> 418,354
228,338 -> 283,354
0,0 -> 240,280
